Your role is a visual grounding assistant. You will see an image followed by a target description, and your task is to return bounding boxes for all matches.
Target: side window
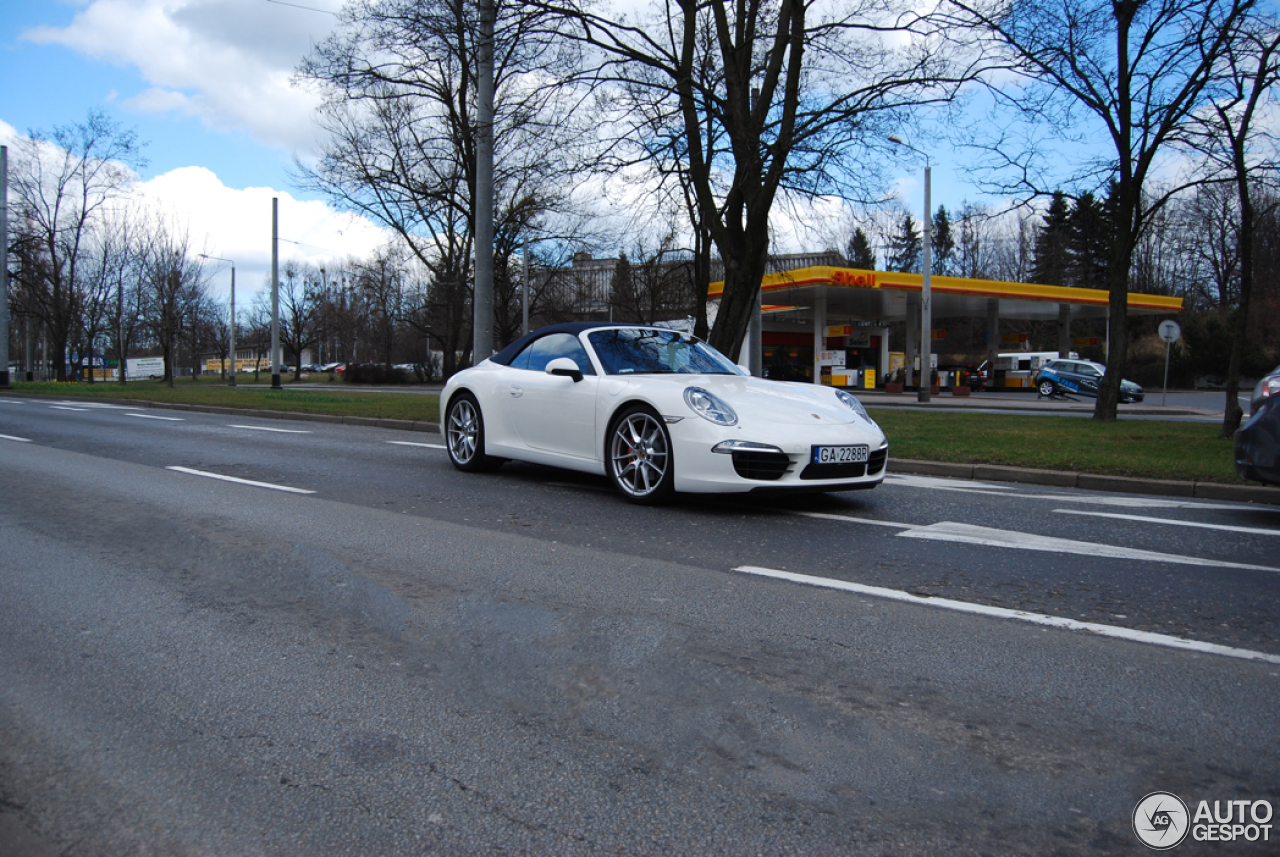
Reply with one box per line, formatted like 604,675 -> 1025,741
527,333 -> 596,375
509,342 -> 534,370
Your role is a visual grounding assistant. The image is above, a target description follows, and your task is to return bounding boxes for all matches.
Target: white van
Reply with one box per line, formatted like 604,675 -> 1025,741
126,357 -> 165,379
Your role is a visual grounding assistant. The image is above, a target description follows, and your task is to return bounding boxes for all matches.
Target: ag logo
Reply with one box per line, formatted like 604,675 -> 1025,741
1133,791 -> 1190,849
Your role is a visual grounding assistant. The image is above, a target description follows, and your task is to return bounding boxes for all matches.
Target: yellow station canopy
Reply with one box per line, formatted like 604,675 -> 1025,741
709,267 -> 1183,321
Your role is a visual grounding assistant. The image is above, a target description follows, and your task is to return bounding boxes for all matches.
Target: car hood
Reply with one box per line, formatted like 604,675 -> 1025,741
608,374 -> 867,426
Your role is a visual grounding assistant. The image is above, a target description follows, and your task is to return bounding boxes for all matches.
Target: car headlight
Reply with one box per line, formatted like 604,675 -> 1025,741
683,387 -> 738,426
834,389 -> 870,420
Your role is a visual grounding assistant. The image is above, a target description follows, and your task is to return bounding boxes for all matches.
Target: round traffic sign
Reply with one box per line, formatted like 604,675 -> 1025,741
1158,319 -> 1181,344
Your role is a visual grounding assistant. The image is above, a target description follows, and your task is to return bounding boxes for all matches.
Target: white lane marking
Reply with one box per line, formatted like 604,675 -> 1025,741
732,566 -> 1280,666
0,434 -> 32,443
165,466 -> 315,494
1055,508 -> 1280,536
887,473 -> 1256,511
786,510 -> 915,529
388,441 -> 447,449
126,413 -> 184,422
53,400 -> 132,409
0,399 -> 27,404
49,405 -> 87,412
886,473 -> 1018,491
227,424 -> 311,434
898,521 -> 1279,573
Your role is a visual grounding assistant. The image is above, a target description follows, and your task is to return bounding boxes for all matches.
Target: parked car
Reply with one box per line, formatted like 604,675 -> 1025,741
440,322 -> 889,504
1033,359 -> 1144,403
1235,366 -> 1280,486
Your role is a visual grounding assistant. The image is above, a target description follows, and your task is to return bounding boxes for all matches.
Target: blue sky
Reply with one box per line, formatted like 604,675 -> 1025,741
1,0 -> 333,190
1,0 -> 1006,296
0,0 -> 386,298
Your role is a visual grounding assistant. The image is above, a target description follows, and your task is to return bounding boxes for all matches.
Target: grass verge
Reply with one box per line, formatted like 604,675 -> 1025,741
868,409 -> 1239,484
7,381 -> 1243,484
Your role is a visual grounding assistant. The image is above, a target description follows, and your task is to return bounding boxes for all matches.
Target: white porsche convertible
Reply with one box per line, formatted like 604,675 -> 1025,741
440,323 -> 889,504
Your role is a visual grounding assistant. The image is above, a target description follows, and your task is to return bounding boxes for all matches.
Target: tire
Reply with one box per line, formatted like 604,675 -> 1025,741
607,405 -> 675,505
445,392 -> 502,472
1037,379 -> 1056,397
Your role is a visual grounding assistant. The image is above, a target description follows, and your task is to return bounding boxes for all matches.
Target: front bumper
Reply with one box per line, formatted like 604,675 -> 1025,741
667,418 -> 888,494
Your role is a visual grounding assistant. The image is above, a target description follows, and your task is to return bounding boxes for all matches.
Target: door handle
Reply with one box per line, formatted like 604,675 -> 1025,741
509,385 -> 523,398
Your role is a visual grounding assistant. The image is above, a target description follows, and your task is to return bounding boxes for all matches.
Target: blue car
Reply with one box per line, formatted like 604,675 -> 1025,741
1034,359 -> 1145,404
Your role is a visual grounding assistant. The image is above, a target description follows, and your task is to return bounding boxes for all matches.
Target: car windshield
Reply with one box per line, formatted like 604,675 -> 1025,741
587,328 -> 739,376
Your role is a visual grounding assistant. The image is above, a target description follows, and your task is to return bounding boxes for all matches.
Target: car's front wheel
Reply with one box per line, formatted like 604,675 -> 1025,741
1037,379 -> 1056,397
445,392 -> 502,472
607,406 -> 675,505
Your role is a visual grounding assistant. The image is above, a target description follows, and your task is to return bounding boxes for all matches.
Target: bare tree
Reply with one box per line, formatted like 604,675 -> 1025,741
278,261 -> 324,381
944,0 -> 1255,420
356,244 -> 409,370
609,233 -> 698,325
139,221 -> 205,387
1176,182 -> 1242,309
103,211 -> 148,384
296,0 -> 590,366
10,111 -> 145,381
1184,11 -> 1280,434
539,0 -> 980,360
955,201 -> 997,279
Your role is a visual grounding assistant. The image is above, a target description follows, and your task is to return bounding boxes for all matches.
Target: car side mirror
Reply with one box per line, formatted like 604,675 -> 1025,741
737,364 -> 752,376
545,356 -> 584,383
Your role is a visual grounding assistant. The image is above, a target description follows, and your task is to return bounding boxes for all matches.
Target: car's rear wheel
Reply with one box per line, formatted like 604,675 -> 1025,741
1038,379 -> 1056,397
446,392 -> 502,472
607,406 -> 675,505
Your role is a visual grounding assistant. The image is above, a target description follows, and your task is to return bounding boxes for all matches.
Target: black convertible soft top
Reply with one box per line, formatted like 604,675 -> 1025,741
489,322 -> 643,366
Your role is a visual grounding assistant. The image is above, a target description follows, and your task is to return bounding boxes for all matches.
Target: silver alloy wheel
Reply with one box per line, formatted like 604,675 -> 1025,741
448,398 -> 479,464
610,411 -> 670,497
1038,379 -> 1055,397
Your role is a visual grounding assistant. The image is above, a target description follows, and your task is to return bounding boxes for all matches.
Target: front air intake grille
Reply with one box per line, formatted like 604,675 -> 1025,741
800,446 -> 887,481
731,451 -> 792,480
800,461 -> 867,480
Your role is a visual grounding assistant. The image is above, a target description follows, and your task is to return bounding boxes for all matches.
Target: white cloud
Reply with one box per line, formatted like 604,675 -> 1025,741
131,166 -> 390,297
22,0 -> 334,153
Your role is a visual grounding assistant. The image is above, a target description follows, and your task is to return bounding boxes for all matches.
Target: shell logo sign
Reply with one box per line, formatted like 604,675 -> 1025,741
831,269 -> 877,287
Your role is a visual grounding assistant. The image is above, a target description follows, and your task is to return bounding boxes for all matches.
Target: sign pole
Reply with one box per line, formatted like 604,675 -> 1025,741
1157,320 -> 1181,408
1163,341 -> 1170,407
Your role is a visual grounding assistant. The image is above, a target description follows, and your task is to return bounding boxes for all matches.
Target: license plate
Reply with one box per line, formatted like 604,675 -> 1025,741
812,444 -> 869,464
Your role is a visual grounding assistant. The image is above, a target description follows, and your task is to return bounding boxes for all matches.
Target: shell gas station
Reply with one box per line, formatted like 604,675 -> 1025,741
712,266 -> 1184,391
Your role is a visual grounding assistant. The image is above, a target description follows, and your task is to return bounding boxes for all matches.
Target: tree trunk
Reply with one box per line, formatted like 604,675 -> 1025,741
1222,160 -> 1256,437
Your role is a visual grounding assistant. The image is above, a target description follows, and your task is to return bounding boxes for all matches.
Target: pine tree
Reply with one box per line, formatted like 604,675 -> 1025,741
846,227 -> 876,269
887,214 -> 921,273
932,205 -> 956,276
1069,188 -> 1113,291
1032,191 -> 1072,286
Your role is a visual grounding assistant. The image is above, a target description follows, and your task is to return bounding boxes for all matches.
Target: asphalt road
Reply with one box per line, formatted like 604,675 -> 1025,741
2,397 -> 1278,855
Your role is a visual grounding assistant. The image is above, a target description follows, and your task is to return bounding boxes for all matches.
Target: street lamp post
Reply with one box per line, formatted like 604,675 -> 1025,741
200,254 -> 237,386
888,135 -> 932,403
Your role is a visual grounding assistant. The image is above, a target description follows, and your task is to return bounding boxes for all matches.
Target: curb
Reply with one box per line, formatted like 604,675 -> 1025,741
8,392 -> 1276,506
892,459 -> 1280,506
